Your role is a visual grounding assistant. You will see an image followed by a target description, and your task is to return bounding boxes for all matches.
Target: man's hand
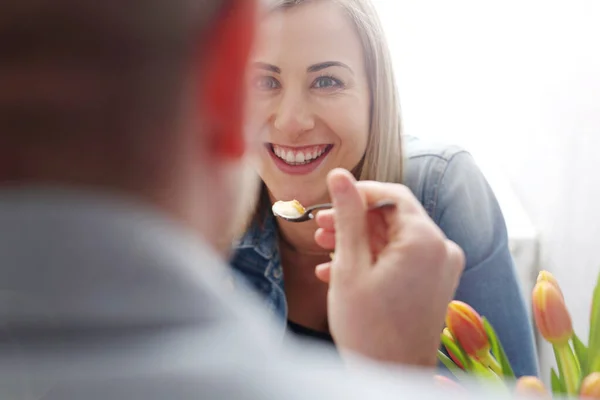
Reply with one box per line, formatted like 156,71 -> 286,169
314,168 -> 465,367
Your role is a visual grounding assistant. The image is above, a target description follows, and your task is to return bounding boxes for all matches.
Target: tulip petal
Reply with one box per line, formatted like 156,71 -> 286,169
441,333 -> 470,371
537,270 -> 561,294
515,376 -> 550,398
447,350 -> 464,370
437,350 -> 468,381
434,375 -> 465,391
442,328 -> 465,369
446,301 -> 490,358
533,281 -> 573,345
483,317 -> 515,378
580,372 -> 600,398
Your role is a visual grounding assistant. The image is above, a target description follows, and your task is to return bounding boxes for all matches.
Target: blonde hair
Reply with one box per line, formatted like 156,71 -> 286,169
266,0 -> 404,183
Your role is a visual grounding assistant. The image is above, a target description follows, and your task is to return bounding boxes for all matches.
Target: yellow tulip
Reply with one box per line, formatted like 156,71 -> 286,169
433,375 -> 464,391
514,376 -> 550,398
580,372 -> 600,399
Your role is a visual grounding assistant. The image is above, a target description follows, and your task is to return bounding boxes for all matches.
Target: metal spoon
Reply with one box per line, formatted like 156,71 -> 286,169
273,199 -> 396,222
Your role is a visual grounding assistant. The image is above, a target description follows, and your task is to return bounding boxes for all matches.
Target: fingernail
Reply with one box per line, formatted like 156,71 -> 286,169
329,170 -> 352,199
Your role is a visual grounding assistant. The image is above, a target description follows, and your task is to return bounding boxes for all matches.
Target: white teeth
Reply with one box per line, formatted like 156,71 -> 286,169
272,145 -> 329,165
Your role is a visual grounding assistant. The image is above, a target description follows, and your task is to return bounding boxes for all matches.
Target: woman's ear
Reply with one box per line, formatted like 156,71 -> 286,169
199,0 -> 257,160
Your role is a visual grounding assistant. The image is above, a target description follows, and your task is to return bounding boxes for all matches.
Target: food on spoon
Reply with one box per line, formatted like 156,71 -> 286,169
272,199 -> 306,219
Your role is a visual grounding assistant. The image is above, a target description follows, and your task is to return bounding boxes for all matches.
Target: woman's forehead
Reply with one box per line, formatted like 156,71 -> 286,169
253,1 -> 364,70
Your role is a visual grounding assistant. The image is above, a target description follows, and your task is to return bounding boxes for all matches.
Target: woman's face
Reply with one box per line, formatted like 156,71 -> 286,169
246,1 -> 370,206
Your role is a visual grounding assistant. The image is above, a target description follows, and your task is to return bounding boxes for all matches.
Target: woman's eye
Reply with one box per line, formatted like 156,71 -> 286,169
253,76 -> 280,91
313,76 -> 342,89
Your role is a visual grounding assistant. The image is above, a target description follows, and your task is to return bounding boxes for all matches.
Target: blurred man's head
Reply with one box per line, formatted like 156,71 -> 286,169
0,0 -> 261,253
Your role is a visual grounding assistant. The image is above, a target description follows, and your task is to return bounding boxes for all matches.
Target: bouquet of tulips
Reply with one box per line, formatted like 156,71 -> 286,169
437,270 -> 600,398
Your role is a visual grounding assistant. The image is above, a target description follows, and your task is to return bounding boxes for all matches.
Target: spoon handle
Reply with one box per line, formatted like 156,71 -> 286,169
306,199 -> 396,217
304,203 -> 334,214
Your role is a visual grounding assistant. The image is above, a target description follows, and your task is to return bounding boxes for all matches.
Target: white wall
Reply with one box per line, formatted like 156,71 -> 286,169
372,0 -> 600,382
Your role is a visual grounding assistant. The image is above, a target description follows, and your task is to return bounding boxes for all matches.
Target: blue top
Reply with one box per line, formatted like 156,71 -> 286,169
230,135 -> 539,378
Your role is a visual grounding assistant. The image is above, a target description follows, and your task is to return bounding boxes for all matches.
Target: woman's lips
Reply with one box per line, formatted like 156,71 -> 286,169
267,143 -> 333,175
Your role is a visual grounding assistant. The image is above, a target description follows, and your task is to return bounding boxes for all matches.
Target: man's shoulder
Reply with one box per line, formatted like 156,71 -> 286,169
0,187 -> 273,335
0,326 -> 482,400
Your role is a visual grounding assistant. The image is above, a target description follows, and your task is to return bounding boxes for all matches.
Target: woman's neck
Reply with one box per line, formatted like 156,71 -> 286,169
277,218 -> 329,256
267,189 -> 331,256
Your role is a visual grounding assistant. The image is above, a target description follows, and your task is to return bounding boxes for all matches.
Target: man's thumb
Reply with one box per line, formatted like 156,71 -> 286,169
327,169 -> 370,271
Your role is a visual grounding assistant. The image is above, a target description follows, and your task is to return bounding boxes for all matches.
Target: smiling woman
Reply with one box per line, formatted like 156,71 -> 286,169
231,0 -> 539,379
245,0 -> 374,207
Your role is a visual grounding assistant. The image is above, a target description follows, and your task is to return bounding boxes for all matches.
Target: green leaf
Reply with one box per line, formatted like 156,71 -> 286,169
551,367 -> 565,395
437,350 -> 468,382
590,353 -> 600,373
483,317 -> 515,378
572,333 -> 588,377
589,271 -> 600,372
440,333 -> 470,371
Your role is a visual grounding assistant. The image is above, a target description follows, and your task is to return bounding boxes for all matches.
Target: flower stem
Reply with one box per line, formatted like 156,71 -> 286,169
481,352 -> 504,377
555,343 -> 581,395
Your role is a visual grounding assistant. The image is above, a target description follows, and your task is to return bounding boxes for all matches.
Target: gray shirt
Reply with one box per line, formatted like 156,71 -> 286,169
0,187 -> 504,399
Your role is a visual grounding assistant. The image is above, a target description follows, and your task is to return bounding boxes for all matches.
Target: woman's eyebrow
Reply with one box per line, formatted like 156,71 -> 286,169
251,61 -> 353,75
252,62 -> 281,73
307,61 -> 353,74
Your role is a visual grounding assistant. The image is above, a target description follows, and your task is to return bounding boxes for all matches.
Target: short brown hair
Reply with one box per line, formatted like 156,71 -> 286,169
0,0 -> 226,143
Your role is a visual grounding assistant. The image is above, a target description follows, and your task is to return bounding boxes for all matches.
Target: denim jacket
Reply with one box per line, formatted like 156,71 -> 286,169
230,135 -> 539,378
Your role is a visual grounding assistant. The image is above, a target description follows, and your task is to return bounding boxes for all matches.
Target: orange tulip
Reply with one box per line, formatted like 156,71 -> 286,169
532,280 -> 573,345
580,372 -> 600,399
446,301 -> 490,359
433,375 -> 464,391
515,376 -> 550,398
537,270 -> 563,297
442,328 -> 464,369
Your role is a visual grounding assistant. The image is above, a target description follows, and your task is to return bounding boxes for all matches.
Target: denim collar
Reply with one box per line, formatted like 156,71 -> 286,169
234,212 -> 278,261
231,212 -> 286,312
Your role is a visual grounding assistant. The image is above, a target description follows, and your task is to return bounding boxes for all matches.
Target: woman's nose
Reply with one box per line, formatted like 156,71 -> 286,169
273,90 -> 315,136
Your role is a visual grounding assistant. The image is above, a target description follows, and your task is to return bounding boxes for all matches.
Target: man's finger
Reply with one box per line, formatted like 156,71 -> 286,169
315,209 -> 335,230
445,240 -> 466,280
327,169 -> 370,274
354,181 -> 424,216
315,228 -> 336,250
315,262 -> 331,283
